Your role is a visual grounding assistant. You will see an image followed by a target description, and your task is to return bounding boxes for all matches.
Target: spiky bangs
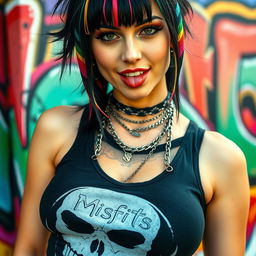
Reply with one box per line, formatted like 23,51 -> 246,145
84,0 -> 152,33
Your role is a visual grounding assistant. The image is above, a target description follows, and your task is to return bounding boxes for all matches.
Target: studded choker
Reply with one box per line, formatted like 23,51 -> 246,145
109,93 -> 170,116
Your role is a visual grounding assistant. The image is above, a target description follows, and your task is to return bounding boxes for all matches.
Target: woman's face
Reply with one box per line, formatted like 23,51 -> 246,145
91,1 -> 171,107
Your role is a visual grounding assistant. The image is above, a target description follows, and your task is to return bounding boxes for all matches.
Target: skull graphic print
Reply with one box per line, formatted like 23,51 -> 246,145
50,187 -> 178,256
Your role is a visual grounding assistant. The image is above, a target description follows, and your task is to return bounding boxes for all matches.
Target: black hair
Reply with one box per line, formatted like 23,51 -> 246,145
51,0 -> 192,130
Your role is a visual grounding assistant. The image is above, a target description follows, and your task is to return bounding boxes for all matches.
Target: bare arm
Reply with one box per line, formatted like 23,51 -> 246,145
201,132 -> 250,256
13,107 -> 70,256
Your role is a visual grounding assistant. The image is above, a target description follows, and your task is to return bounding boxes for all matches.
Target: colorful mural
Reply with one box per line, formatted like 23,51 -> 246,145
182,1 -> 256,254
0,0 -> 255,255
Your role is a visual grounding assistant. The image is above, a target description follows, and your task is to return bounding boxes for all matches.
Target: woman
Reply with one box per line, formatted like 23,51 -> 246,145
14,0 -> 250,255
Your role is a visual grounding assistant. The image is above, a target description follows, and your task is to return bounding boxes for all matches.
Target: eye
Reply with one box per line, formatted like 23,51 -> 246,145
96,32 -> 119,42
139,25 -> 163,36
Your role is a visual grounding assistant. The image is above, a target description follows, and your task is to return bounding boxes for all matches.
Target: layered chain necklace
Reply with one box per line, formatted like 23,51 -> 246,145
110,105 -> 168,137
92,94 -> 175,182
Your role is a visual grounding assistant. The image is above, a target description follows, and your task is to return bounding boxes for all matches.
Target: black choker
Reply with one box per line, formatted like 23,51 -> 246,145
109,93 -> 170,116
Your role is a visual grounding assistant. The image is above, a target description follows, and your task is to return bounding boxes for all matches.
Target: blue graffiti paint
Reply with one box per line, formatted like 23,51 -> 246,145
43,0 -> 58,15
0,111 -> 12,213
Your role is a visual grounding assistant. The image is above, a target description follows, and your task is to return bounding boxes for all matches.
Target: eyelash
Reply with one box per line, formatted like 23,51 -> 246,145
96,25 -> 163,43
139,25 -> 163,36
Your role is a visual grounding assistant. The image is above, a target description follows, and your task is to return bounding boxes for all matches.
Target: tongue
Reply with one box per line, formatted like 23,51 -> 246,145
122,75 -> 145,88
128,76 -> 143,86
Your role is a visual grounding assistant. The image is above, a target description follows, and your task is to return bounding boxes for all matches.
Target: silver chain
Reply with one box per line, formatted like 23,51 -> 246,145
92,101 -> 175,182
164,110 -> 175,172
107,112 -> 170,154
122,113 -> 173,183
110,105 -> 170,137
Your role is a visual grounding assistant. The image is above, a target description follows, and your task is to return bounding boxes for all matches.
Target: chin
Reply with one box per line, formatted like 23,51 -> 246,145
115,88 -> 164,108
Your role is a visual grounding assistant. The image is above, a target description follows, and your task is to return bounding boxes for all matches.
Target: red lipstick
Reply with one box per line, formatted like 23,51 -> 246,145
118,68 -> 150,88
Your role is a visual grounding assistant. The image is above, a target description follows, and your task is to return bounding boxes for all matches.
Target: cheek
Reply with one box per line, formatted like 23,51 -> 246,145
92,43 -> 117,71
94,52 -> 111,70
146,36 -> 170,67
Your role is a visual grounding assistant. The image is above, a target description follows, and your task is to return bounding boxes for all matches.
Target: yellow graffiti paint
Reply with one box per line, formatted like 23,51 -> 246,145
248,186 -> 256,223
0,242 -> 13,256
207,2 -> 256,19
251,186 -> 256,196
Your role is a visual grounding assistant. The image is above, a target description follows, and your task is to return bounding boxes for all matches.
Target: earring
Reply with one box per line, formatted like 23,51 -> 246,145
170,50 -> 178,102
169,49 -> 175,68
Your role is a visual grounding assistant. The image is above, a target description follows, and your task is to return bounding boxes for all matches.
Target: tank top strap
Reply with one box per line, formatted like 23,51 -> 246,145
181,120 -> 205,151
77,106 -> 90,134
56,106 -> 91,169
192,121 -> 205,153
181,120 -> 206,209
68,106 -> 90,145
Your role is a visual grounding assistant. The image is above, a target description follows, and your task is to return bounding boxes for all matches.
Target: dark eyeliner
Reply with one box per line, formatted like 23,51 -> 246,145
140,24 -> 163,35
95,32 -> 118,42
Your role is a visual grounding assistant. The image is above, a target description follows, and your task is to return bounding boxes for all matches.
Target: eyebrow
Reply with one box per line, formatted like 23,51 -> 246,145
98,16 -> 163,30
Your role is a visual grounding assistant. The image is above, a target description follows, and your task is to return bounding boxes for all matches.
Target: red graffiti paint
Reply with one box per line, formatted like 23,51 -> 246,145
184,12 -> 214,120
0,12 -> 6,85
0,91 -> 9,108
247,191 -> 256,241
242,107 -> 256,136
215,19 -> 256,132
44,14 -> 63,26
6,3 -> 39,146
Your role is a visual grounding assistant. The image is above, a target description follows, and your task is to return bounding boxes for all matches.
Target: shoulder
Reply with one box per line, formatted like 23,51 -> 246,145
200,130 -> 248,196
202,130 -> 246,171
36,105 -> 81,131
176,115 -> 246,171
32,105 -> 84,164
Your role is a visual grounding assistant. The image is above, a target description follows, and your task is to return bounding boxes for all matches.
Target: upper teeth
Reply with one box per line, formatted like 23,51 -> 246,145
123,71 -> 144,77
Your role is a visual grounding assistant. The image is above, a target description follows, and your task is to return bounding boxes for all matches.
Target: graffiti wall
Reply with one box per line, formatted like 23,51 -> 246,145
181,0 -> 256,254
0,0 -> 255,255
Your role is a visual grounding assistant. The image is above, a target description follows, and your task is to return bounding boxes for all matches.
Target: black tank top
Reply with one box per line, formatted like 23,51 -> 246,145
40,107 -> 206,256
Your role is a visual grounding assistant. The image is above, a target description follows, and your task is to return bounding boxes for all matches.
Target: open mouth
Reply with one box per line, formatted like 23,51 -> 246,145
121,71 -> 145,77
118,69 -> 150,88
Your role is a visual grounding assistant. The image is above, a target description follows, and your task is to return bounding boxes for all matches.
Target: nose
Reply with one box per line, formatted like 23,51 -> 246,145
121,37 -> 142,64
